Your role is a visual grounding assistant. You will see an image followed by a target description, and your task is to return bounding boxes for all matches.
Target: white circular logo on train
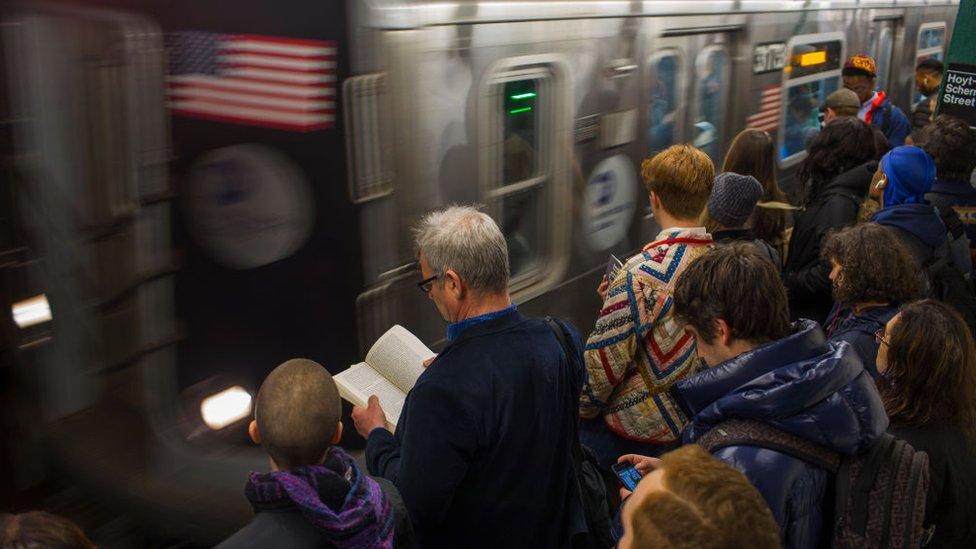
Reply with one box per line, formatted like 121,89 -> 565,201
582,154 -> 637,251
185,144 -> 314,270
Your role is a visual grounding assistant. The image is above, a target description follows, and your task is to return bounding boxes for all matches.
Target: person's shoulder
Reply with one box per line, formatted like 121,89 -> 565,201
215,511 -> 324,549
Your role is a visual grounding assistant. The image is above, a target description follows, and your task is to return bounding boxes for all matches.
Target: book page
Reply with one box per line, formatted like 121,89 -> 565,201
365,325 -> 434,393
334,362 -> 406,428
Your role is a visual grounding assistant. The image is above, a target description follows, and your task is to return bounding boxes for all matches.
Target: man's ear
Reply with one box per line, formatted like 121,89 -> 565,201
715,318 -> 733,347
649,191 -> 662,211
248,420 -> 261,445
444,269 -> 464,299
330,421 -> 343,446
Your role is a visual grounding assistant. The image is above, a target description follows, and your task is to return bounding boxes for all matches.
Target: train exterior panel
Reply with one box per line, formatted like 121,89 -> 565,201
0,0 -> 958,543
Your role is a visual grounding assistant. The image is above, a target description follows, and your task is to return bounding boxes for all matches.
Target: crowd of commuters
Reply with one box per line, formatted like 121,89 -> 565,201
6,52 -> 976,549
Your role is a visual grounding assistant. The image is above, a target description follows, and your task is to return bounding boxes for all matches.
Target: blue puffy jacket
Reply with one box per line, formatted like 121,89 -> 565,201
671,320 -> 888,549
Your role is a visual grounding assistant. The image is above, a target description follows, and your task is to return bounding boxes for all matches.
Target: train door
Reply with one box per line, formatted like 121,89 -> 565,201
913,22 -> 948,104
868,17 -> 899,97
645,30 -> 733,167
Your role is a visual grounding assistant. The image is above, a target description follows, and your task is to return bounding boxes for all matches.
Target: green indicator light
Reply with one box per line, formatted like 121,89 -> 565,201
509,92 -> 537,100
509,106 -> 533,115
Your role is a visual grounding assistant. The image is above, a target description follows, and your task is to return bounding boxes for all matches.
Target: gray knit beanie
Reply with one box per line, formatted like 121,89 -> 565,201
707,172 -> 764,228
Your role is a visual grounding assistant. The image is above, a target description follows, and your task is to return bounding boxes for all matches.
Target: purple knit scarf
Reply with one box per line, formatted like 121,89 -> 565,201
245,447 -> 394,549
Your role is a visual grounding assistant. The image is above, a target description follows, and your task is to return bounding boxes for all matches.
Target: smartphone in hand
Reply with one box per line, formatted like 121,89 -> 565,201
611,462 -> 643,492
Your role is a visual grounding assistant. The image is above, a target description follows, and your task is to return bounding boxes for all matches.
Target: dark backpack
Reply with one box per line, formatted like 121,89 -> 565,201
698,419 -> 931,549
546,317 -> 615,549
922,239 -> 976,335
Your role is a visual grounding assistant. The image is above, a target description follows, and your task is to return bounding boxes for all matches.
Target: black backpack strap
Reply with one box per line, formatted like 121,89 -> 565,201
697,419 -> 841,472
936,203 -> 967,240
545,317 -> 586,478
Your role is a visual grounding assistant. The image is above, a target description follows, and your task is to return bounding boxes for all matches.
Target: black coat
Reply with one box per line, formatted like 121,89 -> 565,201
889,422 -> 976,548
365,309 -> 584,549
784,161 -> 876,323
216,476 -> 416,549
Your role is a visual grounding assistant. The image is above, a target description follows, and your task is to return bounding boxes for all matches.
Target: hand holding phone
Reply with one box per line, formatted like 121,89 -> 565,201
611,462 -> 644,492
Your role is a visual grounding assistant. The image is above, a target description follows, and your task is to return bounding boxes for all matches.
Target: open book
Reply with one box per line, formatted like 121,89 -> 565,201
334,325 -> 435,431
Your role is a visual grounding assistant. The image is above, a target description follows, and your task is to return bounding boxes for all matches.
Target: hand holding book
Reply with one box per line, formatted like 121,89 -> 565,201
335,325 -> 435,433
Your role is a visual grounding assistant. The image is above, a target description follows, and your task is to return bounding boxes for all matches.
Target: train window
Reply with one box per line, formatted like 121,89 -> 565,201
914,23 -> 947,104
693,47 -> 728,162
648,51 -> 682,154
874,27 -> 894,91
487,70 -> 553,280
503,80 -> 540,185
779,33 -> 845,166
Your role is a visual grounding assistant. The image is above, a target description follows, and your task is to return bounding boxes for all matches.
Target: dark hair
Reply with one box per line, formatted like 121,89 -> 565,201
913,115 -> 976,182
0,511 -> 96,549
916,58 -> 944,73
797,117 -> 876,206
674,242 -> 791,344
822,224 -> 922,305
255,359 -> 342,469
722,129 -> 789,244
881,300 -> 976,447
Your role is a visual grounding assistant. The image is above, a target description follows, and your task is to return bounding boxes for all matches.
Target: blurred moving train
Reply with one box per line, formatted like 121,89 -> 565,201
0,0 -> 958,543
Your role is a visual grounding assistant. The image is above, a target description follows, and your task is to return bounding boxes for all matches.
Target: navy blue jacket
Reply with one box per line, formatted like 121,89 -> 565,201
672,320 -> 888,549
823,304 -> 898,379
868,95 -> 911,148
872,203 -> 971,275
365,309 -> 584,549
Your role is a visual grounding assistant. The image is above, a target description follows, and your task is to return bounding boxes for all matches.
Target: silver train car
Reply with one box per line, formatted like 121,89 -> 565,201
0,0 -> 958,542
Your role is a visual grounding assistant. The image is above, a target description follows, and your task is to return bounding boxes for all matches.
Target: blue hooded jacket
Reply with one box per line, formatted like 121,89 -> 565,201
872,203 -> 947,249
671,320 -> 888,549
823,303 -> 898,379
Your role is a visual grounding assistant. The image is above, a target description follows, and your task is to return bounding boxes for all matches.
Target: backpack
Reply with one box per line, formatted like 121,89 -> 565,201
546,317 -> 615,549
922,239 -> 976,335
698,419 -> 931,549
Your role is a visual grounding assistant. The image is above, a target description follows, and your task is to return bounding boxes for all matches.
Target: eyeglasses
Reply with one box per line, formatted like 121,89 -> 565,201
874,328 -> 889,347
417,274 -> 441,294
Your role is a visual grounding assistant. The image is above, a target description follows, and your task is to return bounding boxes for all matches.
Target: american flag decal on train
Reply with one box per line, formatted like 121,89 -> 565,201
164,32 -> 336,132
745,84 -> 782,133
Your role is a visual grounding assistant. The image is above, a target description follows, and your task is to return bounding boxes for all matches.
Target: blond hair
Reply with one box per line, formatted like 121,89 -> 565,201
641,145 -> 715,220
629,445 -> 781,549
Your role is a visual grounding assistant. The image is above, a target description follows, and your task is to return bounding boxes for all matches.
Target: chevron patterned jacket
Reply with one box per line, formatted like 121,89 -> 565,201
580,227 -> 713,444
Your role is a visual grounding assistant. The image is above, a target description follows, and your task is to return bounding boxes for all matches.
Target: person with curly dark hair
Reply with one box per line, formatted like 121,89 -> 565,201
821,224 -> 922,378
916,115 -> 976,269
784,117 -> 877,324
875,299 -> 976,547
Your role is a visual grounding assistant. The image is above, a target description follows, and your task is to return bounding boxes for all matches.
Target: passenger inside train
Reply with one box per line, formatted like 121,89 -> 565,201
5,1 -> 976,548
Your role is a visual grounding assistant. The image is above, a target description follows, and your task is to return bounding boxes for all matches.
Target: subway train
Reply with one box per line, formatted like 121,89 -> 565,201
0,0 -> 958,543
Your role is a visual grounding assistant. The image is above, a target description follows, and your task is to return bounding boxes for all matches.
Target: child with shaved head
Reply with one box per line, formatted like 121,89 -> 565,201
217,359 -> 414,549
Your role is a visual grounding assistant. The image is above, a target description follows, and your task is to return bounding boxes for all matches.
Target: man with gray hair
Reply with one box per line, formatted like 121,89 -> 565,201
351,205 -> 586,548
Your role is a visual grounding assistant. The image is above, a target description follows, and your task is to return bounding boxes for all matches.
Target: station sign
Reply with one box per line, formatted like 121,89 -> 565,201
939,63 -> 976,128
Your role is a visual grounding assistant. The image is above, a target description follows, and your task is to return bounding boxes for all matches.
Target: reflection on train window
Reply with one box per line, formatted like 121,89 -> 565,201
781,77 -> 839,159
874,27 -> 893,91
503,80 -> 540,185
502,186 -> 544,277
914,24 -> 946,104
919,26 -> 946,50
779,33 -> 844,165
491,73 -> 551,280
694,48 -> 728,161
649,53 -> 680,154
